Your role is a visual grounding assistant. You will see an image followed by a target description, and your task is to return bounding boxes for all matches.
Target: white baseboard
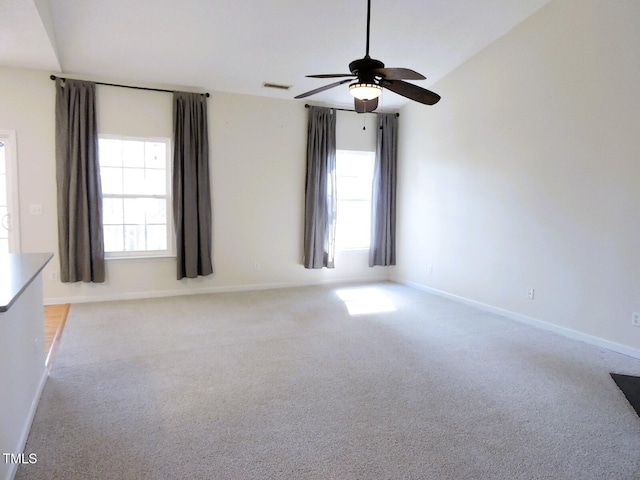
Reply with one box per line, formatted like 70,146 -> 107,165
393,277 -> 640,361
44,275 -> 390,305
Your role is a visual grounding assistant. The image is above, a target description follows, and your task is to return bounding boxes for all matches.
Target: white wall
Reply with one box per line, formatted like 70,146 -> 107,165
0,67 -> 387,303
394,0 -> 640,354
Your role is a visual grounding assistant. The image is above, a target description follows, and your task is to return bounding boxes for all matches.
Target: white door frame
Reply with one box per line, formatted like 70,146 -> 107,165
0,130 -> 21,252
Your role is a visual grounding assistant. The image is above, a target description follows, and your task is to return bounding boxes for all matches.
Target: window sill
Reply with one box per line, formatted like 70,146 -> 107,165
105,254 -> 176,262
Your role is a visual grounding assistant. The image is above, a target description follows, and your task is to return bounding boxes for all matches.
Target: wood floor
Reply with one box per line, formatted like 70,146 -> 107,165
44,304 -> 70,368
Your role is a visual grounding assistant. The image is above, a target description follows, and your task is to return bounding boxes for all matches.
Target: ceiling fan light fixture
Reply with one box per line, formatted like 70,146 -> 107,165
294,0 -> 440,107
349,82 -> 382,100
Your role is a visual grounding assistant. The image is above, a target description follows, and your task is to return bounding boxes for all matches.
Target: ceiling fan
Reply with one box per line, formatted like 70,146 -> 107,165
294,0 -> 441,113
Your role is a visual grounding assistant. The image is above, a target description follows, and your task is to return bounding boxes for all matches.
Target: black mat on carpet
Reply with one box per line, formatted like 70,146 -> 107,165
611,373 -> 640,417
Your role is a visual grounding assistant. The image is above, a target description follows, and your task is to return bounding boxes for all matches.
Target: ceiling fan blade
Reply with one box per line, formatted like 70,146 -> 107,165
307,74 -> 356,79
294,79 -> 353,99
382,80 -> 441,105
354,97 -> 378,113
373,68 -> 426,80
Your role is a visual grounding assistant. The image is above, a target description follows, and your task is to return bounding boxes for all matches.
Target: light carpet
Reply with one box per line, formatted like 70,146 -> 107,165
17,282 -> 640,479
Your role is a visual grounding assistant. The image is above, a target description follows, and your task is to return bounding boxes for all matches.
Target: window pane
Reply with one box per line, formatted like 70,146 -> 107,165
0,145 -> 6,174
145,169 -> 166,195
99,139 -> 123,167
0,176 -> 6,205
145,142 -> 166,169
122,141 -> 144,167
100,167 -> 123,194
146,225 -> 167,250
123,168 -> 145,194
335,150 -> 375,249
337,200 -> 371,249
102,198 -> 123,224
336,158 -> 359,177
338,176 -> 370,200
104,225 -> 124,252
352,180 -> 373,200
123,198 -> 146,224
145,198 -> 167,224
124,225 -> 146,251
336,152 -> 374,175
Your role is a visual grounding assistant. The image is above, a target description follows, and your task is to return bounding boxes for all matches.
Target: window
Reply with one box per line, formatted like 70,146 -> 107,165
99,136 -> 172,257
335,150 -> 375,250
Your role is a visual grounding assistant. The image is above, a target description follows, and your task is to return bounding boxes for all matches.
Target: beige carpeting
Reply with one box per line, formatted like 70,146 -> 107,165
18,282 -> 640,479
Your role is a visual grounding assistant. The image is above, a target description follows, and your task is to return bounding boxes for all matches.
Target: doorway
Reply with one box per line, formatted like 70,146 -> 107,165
0,131 -> 20,253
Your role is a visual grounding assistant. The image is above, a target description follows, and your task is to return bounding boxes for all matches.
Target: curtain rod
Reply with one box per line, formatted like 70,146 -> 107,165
304,103 -> 399,117
49,75 -> 210,97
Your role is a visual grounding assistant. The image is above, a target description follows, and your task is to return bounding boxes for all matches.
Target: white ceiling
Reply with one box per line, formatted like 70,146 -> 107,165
0,0 -> 552,110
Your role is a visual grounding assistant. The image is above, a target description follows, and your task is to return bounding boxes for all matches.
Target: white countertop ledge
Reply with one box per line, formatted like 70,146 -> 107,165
0,253 -> 53,312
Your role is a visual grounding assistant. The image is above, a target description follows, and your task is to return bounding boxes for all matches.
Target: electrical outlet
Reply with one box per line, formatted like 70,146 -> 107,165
528,288 -> 535,300
632,313 -> 640,327
427,264 -> 433,274
49,271 -> 58,282
253,261 -> 261,271
29,204 -> 43,216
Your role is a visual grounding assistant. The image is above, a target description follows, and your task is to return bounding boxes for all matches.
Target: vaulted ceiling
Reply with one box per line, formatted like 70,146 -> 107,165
1,0 -> 551,109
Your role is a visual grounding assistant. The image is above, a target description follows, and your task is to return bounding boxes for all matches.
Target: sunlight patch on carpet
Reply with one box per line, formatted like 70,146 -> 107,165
336,287 -> 396,316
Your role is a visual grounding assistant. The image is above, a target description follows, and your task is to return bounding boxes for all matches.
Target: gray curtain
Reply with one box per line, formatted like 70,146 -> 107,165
369,113 -> 398,267
173,91 -> 213,279
55,78 -> 105,283
303,106 -> 337,269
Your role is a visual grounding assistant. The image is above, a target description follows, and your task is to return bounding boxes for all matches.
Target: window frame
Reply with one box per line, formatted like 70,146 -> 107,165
98,134 -> 174,259
335,149 -> 375,251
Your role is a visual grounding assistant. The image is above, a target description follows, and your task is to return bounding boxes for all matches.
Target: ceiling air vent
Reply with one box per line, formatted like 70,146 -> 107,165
262,82 -> 291,91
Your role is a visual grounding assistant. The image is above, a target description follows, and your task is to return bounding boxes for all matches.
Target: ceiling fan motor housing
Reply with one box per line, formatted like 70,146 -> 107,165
349,56 -> 384,82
